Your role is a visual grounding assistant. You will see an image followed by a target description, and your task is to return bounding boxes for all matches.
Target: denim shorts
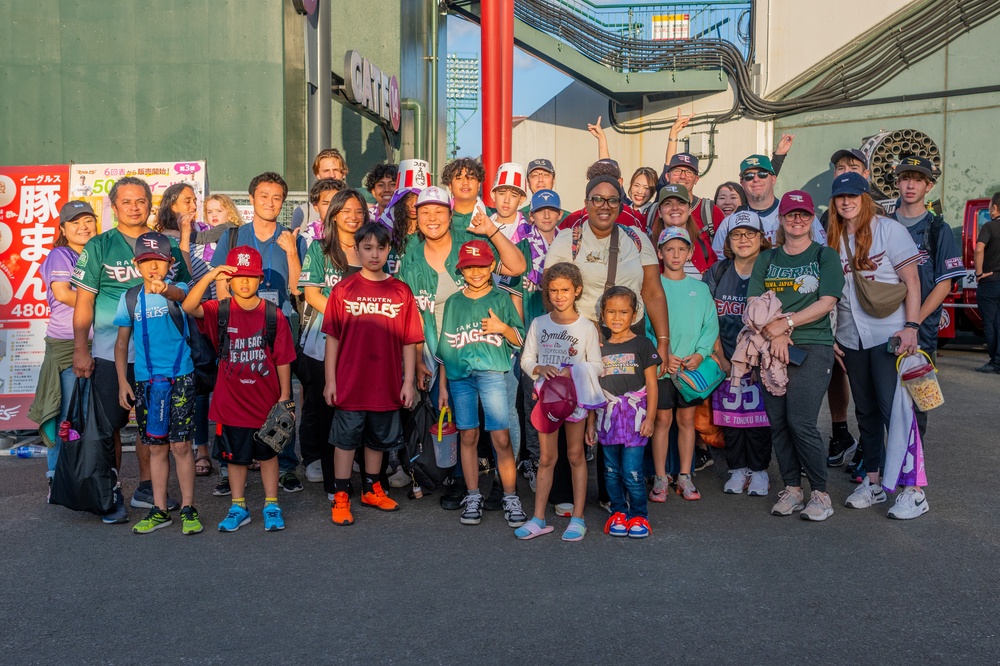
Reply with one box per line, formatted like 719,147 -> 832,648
448,371 -> 510,432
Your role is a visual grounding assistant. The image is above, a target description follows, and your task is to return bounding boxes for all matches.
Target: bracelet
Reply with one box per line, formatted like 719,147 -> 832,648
657,335 -> 670,340
667,138 -> 678,142
488,229 -> 499,240
786,316 -> 794,330
904,321 -> 920,330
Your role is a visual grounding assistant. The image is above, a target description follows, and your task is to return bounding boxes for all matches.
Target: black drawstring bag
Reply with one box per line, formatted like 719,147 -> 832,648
50,378 -> 118,515
401,392 -> 452,493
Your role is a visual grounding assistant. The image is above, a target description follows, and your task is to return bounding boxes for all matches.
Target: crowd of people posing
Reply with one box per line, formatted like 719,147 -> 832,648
32,115 -> 957,539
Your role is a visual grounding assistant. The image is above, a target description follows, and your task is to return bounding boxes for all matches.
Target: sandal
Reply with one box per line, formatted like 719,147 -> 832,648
195,456 -> 213,477
561,517 -> 587,542
514,518 -> 554,540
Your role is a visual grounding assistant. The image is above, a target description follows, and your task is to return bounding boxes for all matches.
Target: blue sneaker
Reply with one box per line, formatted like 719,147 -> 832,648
263,503 -> 285,531
218,504 -> 251,532
627,516 -> 651,539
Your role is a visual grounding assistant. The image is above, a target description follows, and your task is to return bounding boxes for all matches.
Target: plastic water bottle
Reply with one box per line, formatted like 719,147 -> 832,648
0,445 -> 48,458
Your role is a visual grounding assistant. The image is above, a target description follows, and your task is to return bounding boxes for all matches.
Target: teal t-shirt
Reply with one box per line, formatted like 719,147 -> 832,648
72,228 -> 191,362
748,242 -> 845,346
661,275 -> 719,361
435,287 -> 524,381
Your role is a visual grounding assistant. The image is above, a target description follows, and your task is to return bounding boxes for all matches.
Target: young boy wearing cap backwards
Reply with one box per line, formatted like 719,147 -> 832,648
322,222 -> 423,526
182,246 -> 297,532
113,232 -> 201,535
436,240 -> 527,528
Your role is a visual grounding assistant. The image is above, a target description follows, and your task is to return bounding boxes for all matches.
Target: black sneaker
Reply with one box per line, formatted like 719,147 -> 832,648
483,477 -> 503,511
459,492 -> 484,525
102,486 -> 129,524
827,433 -> 858,467
845,446 -> 864,474
213,477 -> 231,497
975,362 -> 1000,374
279,472 -> 303,493
694,447 -> 714,471
440,482 -> 465,510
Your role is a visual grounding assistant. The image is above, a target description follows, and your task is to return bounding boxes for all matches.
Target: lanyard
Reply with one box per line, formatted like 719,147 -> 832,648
139,288 -> 186,380
250,224 -> 278,289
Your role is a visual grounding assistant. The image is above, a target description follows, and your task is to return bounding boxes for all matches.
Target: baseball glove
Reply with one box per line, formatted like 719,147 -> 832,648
258,400 -> 296,453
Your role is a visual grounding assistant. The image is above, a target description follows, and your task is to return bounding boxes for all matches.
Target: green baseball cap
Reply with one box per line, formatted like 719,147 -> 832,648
657,183 -> 690,205
740,155 -> 775,175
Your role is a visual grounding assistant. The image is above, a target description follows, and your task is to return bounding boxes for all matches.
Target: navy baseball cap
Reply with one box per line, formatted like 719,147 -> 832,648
134,232 -> 173,262
530,189 -> 561,213
895,155 -> 934,179
830,148 -> 868,169
527,158 -> 555,175
831,172 -> 870,198
667,153 -> 700,175
59,200 -> 96,223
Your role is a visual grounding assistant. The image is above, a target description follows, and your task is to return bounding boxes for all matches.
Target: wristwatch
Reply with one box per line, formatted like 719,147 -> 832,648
904,321 -> 920,330
786,316 -> 794,330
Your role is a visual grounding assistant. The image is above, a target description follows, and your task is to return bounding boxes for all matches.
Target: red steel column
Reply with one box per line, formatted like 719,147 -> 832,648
481,0 -> 513,206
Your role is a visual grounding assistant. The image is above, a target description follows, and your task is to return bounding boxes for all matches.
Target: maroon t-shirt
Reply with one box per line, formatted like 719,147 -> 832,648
199,299 -> 296,428
321,274 -> 424,412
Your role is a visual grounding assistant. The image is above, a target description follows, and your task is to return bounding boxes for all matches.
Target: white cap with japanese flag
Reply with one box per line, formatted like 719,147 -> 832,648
491,162 -> 527,197
395,159 -> 431,192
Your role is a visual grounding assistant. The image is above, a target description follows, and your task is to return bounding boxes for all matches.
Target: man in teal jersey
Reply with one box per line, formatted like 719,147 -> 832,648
72,176 -> 190,523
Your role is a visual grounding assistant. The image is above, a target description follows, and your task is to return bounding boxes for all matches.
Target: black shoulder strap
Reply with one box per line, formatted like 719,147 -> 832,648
264,300 -> 278,354
124,285 -> 143,327
604,224 -> 620,294
228,226 -> 240,255
165,299 -> 188,342
925,214 -> 944,263
709,258 -> 731,295
218,299 -> 231,358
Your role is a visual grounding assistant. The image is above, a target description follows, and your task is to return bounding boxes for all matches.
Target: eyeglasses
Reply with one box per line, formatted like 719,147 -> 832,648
587,196 -> 621,208
729,229 -> 760,240
783,211 -> 813,221
741,171 -> 772,182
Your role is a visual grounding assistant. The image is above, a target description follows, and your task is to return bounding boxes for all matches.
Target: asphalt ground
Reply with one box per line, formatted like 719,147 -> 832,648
2,347 -> 999,664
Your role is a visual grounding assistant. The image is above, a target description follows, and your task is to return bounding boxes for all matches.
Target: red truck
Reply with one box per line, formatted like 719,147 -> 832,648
938,198 -> 988,342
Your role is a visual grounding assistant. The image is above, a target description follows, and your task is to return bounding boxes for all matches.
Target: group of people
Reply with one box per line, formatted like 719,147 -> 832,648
32,114 -> 959,539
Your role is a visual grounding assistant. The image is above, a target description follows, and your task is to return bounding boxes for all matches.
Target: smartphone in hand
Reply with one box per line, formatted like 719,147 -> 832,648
887,336 -> 901,354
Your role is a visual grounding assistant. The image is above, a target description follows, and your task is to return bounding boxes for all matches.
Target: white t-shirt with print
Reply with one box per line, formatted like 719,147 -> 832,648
835,216 -> 920,350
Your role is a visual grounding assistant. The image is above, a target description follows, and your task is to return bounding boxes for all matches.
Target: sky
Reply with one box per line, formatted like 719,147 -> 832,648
447,15 -> 571,159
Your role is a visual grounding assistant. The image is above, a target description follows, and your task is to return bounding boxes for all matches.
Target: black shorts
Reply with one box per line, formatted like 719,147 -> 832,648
94,357 -> 134,431
657,377 -> 704,411
214,424 -> 278,466
134,373 -> 197,446
330,409 -> 403,452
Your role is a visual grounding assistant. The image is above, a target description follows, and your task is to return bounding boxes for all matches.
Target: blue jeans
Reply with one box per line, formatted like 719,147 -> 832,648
979,279 -> 1000,366
448,371 -> 510,432
603,444 -> 648,519
49,368 -> 90,477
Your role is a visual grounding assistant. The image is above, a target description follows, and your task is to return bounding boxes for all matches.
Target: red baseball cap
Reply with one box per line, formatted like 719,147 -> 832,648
529,375 -> 578,434
456,240 -> 495,270
778,190 -> 815,216
224,245 -> 265,278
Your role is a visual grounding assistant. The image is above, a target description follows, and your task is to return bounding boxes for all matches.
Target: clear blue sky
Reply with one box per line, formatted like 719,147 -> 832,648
447,15 -> 571,159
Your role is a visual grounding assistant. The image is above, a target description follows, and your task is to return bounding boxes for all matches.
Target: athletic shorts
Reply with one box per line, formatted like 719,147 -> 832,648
134,373 -> 196,446
330,409 -> 403,452
94,357 -> 134,431
657,376 -> 704,410
214,424 -> 278,466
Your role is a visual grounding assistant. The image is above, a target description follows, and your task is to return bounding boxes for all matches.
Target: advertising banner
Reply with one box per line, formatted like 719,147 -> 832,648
0,165 -> 70,429
69,161 -> 208,232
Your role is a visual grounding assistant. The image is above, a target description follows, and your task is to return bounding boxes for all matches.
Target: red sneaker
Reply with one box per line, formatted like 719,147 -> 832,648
626,516 -> 651,538
361,482 -> 399,512
603,512 -> 628,537
331,491 -> 354,525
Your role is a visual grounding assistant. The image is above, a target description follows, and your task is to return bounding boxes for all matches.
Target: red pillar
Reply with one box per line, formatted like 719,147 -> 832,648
481,0 -> 513,206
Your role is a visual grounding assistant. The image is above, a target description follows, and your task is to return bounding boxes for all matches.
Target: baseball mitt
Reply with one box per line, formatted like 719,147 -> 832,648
257,400 -> 296,453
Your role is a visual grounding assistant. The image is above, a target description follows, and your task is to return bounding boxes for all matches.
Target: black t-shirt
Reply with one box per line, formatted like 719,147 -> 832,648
979,218 -> 1000,283
598,335 -> 660,396
703,259 -> 750,359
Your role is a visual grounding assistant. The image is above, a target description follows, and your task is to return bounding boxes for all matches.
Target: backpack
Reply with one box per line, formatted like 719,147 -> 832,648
698,197 -> 717,239
124,285 -> 218,395
216,298 -> 279,360
923,214 -> 945,264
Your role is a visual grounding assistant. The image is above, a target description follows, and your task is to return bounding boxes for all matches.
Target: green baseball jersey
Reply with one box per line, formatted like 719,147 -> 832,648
72,228 -> 190,362
397,222 -> 508,359
435,287 -> 524,381
299,241 -> 348,295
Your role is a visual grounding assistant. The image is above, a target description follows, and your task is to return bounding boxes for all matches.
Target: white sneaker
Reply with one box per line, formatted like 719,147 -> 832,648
723,468 -> 749,494
305,460 -> 323,483
887,487 -> 929,520
747,470 -> 770,497
845,477 -> 887,509
771,487 -> 805,516
387,466 -> 410,488
800,490 -> 834,521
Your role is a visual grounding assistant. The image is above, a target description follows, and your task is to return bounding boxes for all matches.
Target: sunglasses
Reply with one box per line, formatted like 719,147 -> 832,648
741,171 -> 772,182
587,196 -> 621,208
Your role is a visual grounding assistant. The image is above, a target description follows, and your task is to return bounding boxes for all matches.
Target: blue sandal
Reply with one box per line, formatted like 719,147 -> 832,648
515,517 -> 554,540
561,517 -> 587,542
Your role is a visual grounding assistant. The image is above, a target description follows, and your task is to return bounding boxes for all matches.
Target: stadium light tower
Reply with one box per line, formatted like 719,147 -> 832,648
446,53 -> 480,159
